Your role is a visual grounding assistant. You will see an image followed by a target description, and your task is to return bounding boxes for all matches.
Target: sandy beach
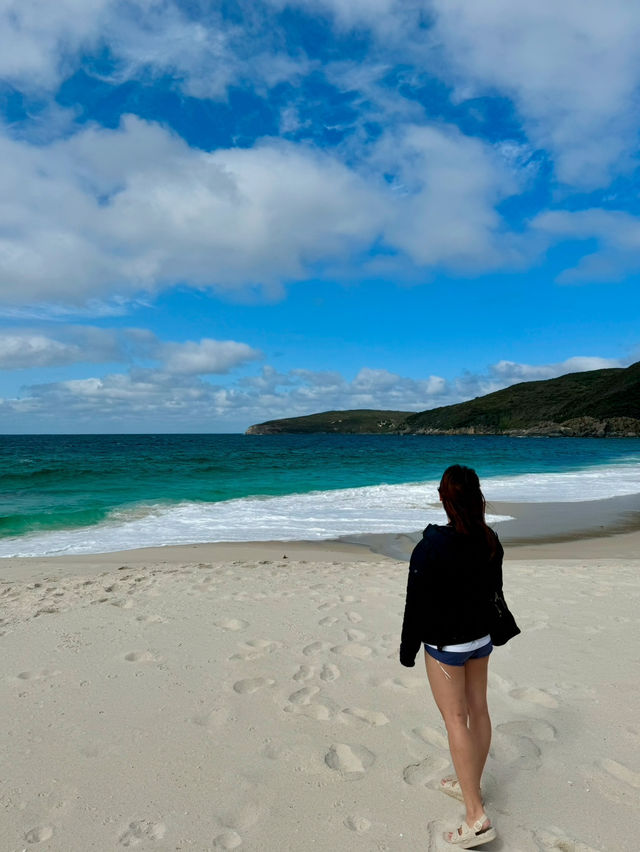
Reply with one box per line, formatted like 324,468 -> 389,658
2,511 -> 640,851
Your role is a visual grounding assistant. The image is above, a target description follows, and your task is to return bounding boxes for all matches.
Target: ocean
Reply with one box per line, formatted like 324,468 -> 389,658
1,433 -> 640,557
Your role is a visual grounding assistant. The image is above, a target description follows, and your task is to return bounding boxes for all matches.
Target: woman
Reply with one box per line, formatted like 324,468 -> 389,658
400,465 -> 503,849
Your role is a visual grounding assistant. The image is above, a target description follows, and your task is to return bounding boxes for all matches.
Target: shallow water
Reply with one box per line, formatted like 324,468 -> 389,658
1,433 -> 639,556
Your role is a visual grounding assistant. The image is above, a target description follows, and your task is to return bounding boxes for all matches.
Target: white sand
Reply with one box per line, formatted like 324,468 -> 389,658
1,535 -> 639,851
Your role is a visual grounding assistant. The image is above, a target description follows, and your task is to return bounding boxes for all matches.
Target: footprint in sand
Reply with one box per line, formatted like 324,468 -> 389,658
124,651 -> 158,663
379,674 -> 423,691
288,686 -> 320,705
233,677 -> 275,694
246,639 -> 280,651
111,598 -> 135,609
214,618 -> 249,631
293,664 -> 315,681
213,830 -> 242,848
519,612 -> 549,633
262,740 -> 290,760
318,616 -> 339,626
219,801 -> 263,833
488,670 -> 515,693
497,719 -> 557,742
320,664 -> 340,682
285,687 -> 333,720
344,815 -> 371,834
17,669 -> 61,681
490,731 -> 541,770
509,686 -> 559,708
231,639 -> 280,661
597,757 -> 640,789
411,725 -> 449,749
35,605 -> 60,615
24,826 -> 54,844
340,707 -> 389,727
535,829 -> 601,851
402,754 -> 450,787
297,704 -> 332,720
346,611 -> 363,623
345,628 -> 366,642
118,820 -> 166,846
331,643 -> 372,659
135,614 -> 165,623
325,743 -> 376,779
191,706 -> 227,729
303,641 -> 331,656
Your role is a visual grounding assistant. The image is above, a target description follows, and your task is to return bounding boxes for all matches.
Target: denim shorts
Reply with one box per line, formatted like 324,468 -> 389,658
424,640 -> 493,666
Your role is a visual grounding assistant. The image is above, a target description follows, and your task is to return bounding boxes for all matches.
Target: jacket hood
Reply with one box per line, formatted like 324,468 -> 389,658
422,523 -> 456,539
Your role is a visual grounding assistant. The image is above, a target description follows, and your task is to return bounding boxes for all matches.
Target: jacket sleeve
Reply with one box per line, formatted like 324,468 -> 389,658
399,539 -> 428,667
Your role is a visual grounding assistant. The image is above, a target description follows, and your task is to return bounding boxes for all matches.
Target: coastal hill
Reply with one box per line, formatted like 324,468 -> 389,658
247,409 -> 409,435
246,361 -> 640,437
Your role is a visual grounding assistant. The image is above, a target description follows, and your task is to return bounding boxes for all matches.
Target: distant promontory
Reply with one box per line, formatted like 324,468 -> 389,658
246,361 -> 640,437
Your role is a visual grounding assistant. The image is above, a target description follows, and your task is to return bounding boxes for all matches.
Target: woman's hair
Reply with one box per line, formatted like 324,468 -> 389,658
438,464 -> 496,554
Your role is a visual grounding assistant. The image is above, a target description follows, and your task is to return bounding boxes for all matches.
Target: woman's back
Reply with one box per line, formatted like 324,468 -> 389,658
401,523 -> 503,652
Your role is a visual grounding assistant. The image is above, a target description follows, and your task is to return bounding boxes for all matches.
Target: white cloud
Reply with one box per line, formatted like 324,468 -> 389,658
370,124 -> 523,271
0,334 -> 81,369
0,326 -> 124,369
0,116 -> 378,305
0,326 -> 261,378
0,0 -> 310,100
428,355 -> 630,403
426,0 -> 640,188
2,0 -> 639,308
5,0 -> 640,193
160,339 -> 262,375
489,356 -> 625,383
1,351 -> 633,431
102,3 -> 242,100
532,209 -> 640,283
0,362 -> 452,430
0,0 -> 112,89
272,1 -> 640,189
0,115 -> 526,308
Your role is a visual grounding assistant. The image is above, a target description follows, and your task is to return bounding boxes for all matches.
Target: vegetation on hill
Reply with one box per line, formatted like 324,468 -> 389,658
246,362 -> 640,437
245,409 -> 408,434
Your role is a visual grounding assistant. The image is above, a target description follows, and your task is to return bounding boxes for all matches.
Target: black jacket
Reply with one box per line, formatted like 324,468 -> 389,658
399,523 -> 504,667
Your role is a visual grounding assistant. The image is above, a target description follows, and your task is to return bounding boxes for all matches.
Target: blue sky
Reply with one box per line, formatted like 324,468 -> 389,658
1,0 -> 639,433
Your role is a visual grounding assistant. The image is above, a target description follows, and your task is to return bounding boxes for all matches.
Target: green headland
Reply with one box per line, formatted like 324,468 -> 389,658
246,362 -> 640,437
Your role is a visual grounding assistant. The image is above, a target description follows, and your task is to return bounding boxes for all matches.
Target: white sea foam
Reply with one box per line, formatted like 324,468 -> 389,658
1,463 -> 639,557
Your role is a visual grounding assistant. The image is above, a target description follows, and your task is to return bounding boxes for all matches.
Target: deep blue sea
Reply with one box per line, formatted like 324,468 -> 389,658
1,433 -> 640,557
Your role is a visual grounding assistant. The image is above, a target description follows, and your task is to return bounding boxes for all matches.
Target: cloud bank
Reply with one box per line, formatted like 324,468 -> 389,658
1,1 -> 639,311
0,115 -> 523,308
1,344 -> 629,432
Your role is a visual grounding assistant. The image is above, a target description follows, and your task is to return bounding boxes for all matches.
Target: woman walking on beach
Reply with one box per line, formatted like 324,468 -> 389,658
400,464 -> 514,849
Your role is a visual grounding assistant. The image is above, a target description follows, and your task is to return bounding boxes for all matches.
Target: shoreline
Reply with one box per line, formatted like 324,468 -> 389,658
348,492 -> 640,561
2,493 -> 639,582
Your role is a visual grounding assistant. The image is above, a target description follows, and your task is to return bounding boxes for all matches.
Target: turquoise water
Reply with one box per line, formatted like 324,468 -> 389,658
1,433 -> 640,556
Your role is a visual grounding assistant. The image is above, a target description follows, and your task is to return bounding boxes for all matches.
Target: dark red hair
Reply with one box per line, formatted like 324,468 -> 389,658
438,464 -> 496,554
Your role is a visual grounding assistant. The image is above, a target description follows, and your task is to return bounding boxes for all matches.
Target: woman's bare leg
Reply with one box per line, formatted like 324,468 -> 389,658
465,656 -> 491,782
425,653 -> 489,830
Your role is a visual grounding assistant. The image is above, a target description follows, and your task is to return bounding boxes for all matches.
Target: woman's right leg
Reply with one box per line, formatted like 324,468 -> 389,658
464,655 -> 492,784
425,653 -> 486,826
